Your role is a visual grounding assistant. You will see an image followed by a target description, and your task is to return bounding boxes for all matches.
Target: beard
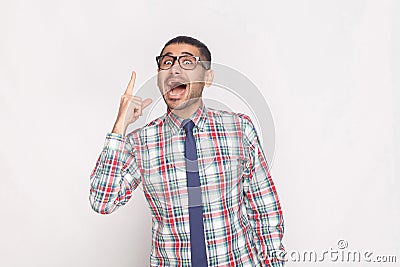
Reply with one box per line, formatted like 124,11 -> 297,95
168,97 -> 202,111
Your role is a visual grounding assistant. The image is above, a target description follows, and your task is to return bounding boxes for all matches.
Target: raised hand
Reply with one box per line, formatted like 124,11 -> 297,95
112,71 -> 153,135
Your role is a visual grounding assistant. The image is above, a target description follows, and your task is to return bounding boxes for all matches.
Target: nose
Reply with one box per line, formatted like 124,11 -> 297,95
168,60 -> 181,74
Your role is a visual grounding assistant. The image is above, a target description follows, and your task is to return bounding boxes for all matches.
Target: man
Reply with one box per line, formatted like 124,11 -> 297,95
90,36 -> 285,266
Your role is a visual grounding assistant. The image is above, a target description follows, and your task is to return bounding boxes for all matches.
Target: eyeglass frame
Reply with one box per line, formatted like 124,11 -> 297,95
156,54 -> 211,70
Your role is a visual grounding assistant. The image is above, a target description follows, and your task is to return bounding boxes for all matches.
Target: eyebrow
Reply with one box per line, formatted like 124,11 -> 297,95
162,51 -> 195,57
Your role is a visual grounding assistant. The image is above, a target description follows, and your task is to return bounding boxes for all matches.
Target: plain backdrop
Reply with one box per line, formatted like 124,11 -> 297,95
1,0 -> 399,266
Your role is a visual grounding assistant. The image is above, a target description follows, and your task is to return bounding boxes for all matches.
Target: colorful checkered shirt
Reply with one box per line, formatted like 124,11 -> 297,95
90,105 -> 285,266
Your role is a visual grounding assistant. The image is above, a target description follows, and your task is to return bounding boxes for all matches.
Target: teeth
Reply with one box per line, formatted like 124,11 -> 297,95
167,80 -> 186,88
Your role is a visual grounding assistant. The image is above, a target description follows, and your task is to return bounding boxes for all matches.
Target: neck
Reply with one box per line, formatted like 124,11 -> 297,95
171,98 -> 203,119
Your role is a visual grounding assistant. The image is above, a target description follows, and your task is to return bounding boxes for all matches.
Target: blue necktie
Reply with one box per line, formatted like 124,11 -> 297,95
182,119 -> 208,266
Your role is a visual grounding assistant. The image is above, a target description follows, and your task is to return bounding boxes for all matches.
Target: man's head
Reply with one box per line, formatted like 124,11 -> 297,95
160,36 -> 212,65
157,36 -> 214,113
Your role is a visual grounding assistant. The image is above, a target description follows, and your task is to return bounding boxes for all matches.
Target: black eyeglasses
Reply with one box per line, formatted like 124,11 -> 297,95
156,55 -> 210,70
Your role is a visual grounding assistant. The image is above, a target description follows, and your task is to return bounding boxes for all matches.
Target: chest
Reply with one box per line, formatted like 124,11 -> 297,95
140,129 -> 248,208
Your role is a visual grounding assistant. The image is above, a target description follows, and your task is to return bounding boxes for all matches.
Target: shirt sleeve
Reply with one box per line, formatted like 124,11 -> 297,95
241,115 -> 285,266
89,132 -> 142,214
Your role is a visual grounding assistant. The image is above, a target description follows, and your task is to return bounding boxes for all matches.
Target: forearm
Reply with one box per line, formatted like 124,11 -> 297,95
245,170 -> 285,266
89,133 -> 141,214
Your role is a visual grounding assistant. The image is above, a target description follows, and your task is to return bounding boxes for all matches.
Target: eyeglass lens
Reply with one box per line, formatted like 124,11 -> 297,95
158,55 -> 197,70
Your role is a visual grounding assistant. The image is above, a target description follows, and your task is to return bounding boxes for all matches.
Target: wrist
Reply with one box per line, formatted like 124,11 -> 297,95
112,121 -> 125,135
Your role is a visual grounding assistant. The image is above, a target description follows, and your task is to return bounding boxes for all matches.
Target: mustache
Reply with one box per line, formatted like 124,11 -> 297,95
164,77 -> 207,84
165,76 -> 188,84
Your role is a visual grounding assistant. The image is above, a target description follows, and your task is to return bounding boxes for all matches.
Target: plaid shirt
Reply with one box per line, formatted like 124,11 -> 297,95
90,105 -> 285,266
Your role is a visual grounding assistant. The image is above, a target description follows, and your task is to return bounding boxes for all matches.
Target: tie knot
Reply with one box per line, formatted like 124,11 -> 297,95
182,119 -> 195,133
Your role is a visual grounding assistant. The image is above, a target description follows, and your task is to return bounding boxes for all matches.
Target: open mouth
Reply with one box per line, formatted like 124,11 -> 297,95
166,81 -> 188,99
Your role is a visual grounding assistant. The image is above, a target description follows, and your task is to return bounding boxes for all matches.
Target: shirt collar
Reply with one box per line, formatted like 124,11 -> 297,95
165,104 -> 208,135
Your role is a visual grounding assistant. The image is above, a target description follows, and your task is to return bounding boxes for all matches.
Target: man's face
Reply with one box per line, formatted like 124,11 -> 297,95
157,43 -> 213,111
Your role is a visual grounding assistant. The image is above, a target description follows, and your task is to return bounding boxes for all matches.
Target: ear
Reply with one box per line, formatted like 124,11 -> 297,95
204,69 -> 214,87
156,69 -> 162,89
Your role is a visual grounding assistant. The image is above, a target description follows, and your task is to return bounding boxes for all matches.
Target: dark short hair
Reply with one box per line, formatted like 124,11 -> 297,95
160,36 -> 212,64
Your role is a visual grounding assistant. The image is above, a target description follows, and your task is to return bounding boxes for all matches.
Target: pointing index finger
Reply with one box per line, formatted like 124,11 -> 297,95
124,71 -> 136,95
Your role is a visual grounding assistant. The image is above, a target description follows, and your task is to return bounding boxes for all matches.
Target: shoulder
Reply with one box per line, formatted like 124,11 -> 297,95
206,107 -> 256,129
206,107 -> 259,146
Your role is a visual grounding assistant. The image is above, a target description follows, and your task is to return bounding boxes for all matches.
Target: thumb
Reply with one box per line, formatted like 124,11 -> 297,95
141,98 -> 153,110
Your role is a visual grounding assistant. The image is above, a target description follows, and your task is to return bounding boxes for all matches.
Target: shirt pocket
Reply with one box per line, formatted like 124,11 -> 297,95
202,154 -> 247,206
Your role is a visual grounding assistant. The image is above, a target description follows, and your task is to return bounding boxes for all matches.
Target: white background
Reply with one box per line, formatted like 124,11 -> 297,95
1,0 -> 399,266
